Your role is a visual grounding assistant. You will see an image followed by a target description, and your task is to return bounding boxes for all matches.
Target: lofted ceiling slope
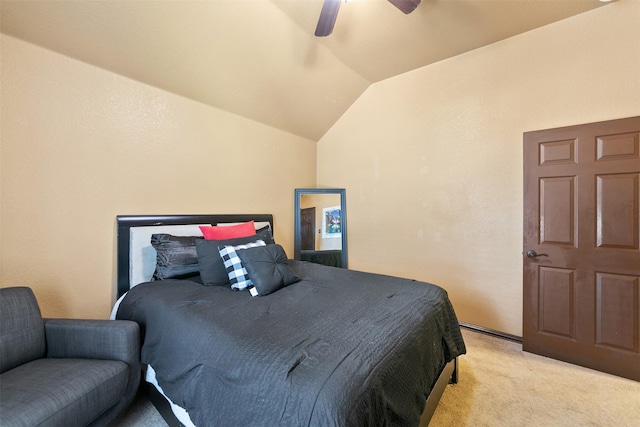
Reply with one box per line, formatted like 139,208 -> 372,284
1,0 -> 609,141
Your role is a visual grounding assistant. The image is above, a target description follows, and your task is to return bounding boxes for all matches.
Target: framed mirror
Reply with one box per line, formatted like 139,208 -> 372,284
294,188 -> 347,268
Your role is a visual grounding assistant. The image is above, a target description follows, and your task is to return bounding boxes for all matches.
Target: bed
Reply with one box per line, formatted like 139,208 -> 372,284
114,214 -> 465,426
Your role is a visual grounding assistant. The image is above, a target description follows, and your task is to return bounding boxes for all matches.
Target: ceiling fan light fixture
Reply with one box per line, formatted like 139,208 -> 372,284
315,0 -> 341,37
314,0 -> 421,37
388,0 -> 421,14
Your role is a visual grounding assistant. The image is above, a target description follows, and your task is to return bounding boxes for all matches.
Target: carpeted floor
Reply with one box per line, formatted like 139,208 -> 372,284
110,392 -> 167,427
430,329 -> 640,427
111,328 -> 640,426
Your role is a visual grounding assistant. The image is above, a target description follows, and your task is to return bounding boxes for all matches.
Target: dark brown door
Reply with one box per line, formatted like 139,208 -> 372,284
523,116 -> 640,381
300,207 -> 315,250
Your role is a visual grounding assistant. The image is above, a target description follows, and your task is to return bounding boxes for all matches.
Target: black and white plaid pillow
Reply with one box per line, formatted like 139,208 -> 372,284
218,240 -> 266,290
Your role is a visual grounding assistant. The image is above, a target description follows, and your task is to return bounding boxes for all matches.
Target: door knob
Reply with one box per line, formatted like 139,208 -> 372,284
526,250 -> 548,258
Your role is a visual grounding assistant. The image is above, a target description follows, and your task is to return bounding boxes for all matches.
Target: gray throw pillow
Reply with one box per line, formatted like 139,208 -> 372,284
151,234 -> 203,280
236,244 -> 300,296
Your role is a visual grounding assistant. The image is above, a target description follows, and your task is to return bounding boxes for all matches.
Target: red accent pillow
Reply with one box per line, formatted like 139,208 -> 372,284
199,221 -> 256,240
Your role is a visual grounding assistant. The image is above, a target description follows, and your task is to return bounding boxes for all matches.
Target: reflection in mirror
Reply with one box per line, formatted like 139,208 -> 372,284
294,188 -> 347,268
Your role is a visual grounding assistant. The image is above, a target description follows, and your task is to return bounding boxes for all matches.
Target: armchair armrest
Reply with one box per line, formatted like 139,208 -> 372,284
44,319 -> 140,367
43,319 -> 142,423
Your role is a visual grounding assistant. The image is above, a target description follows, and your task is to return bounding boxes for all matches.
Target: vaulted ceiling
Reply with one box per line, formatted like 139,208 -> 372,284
0,0 -> 610,140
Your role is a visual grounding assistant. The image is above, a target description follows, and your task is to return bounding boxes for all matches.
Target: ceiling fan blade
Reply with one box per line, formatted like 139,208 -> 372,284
315,0 -> 341,37
388,0 -> 421,14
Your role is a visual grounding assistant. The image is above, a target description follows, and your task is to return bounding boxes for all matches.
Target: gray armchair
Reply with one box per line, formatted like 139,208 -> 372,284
0,287 -> 140,427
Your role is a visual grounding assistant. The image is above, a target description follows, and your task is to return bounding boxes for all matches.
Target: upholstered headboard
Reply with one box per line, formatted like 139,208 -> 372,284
116,214 -> 274,298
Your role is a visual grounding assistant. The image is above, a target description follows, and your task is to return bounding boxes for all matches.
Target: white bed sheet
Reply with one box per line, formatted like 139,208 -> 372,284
146,365 -> 196,427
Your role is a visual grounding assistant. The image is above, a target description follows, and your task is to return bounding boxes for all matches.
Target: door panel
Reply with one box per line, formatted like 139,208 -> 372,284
539,139 -> 577,165
596,173 -> 639,249
300,207 -> 315,250
539,266 -> 575,338
596,132 -> 639,161
595,272 -> 638,351
523,116 -> 640,381
539,176 -> 576,246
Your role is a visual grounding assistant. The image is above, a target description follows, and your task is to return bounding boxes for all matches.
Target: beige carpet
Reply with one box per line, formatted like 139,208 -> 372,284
429,328 -> 640,427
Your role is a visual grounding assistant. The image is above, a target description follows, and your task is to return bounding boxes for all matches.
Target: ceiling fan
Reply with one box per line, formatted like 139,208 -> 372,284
315,0 -> 421,37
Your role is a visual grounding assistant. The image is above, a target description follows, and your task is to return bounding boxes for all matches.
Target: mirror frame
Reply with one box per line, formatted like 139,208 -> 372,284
294,188 -> 347,268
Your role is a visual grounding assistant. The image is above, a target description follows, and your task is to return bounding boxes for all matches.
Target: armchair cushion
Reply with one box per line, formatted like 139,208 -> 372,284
0,358 -> 128,427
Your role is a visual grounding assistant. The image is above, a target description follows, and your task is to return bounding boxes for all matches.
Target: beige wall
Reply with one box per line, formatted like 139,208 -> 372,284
317,1 -> 640,336
0,35 -> 316,318
2,2 -> 638,334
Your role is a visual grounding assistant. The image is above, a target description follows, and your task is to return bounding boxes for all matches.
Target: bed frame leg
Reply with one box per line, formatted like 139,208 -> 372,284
450,357 -> 459,384
145,381 -> 185,427
418,358 -> 458,426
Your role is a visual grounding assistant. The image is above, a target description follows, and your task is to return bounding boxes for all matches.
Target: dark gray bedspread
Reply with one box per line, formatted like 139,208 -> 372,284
117,261 -> 465,427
